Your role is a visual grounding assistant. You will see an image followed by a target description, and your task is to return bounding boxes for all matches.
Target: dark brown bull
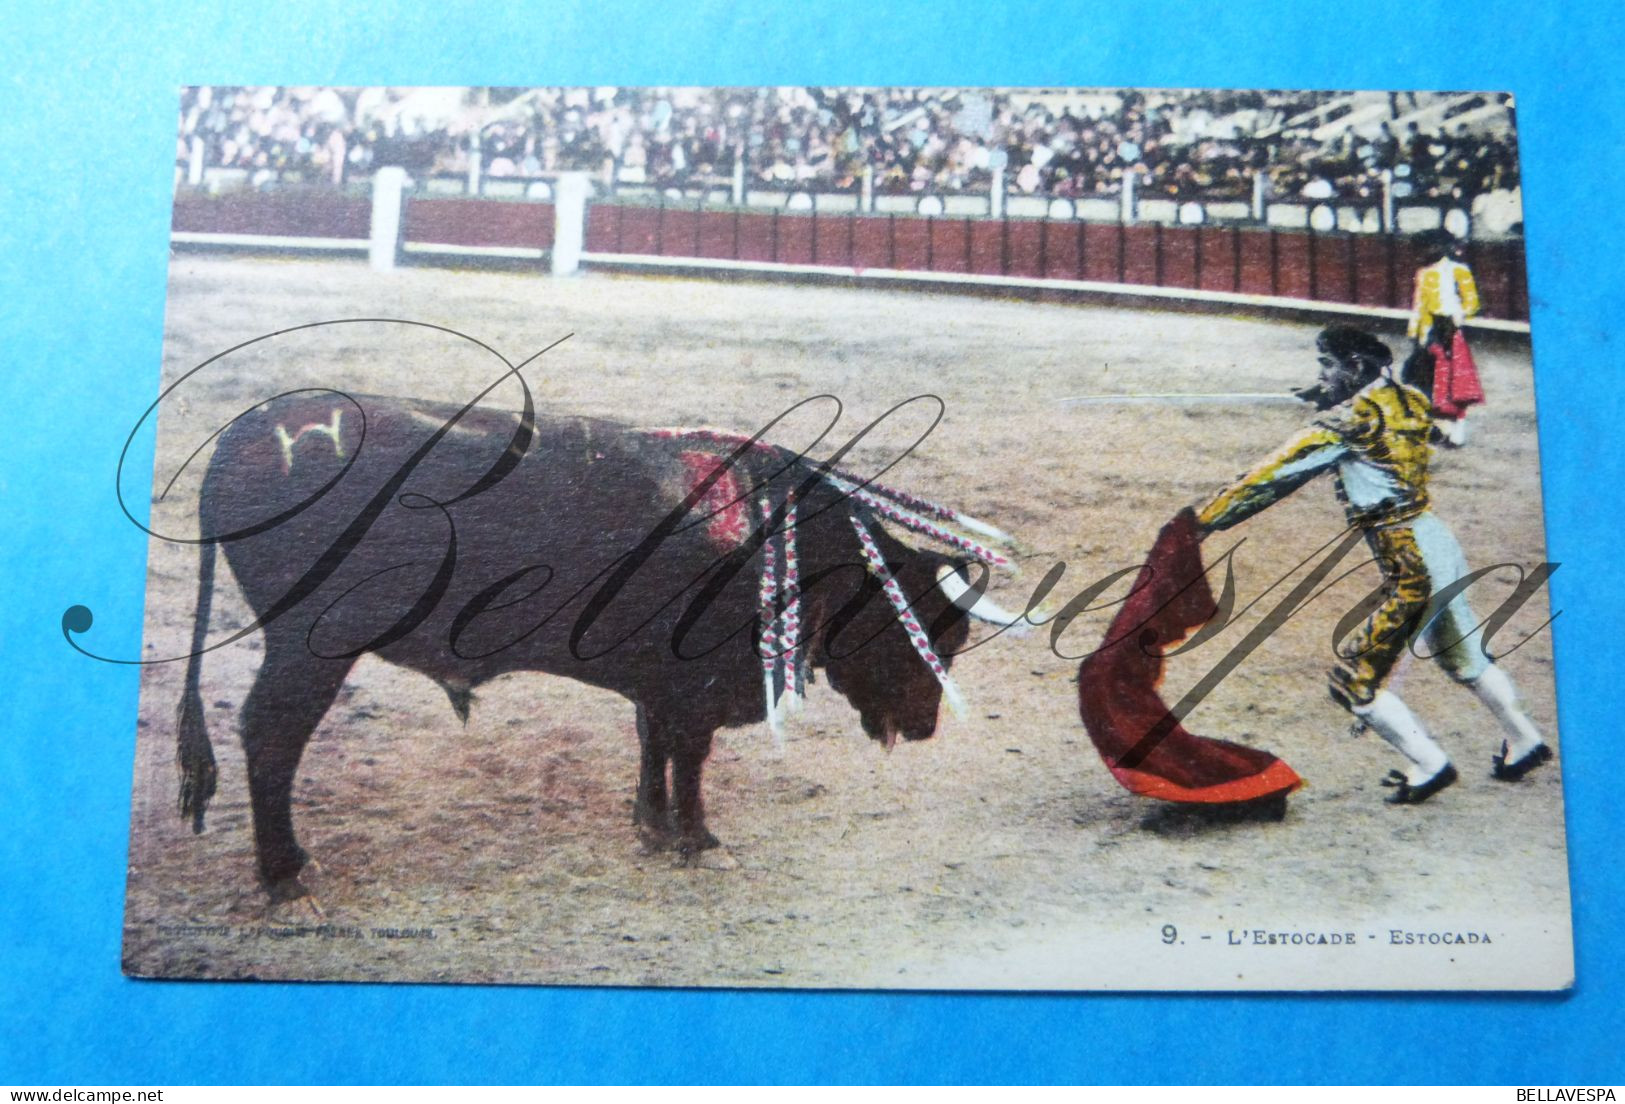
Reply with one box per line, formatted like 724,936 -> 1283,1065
176,392 -> 993,901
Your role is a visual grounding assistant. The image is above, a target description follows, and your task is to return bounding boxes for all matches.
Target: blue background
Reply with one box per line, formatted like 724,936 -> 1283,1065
2,0 -> 1621,1085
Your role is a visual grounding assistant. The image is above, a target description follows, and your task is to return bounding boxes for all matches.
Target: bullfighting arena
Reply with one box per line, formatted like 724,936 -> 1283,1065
122,254 -> 1569,988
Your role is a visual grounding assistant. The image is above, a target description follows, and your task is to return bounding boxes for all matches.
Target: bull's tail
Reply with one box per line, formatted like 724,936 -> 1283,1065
176,538 -> 219,834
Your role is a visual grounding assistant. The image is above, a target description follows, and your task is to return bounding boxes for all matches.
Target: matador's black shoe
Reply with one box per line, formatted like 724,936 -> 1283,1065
1492,742 -> 1553,782
1384,763 -> 1459,805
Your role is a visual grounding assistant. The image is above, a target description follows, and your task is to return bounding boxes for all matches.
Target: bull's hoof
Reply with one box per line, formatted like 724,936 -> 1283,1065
261,854 -> 322,908
265,875 -> 308,902
675,829 -> 721,866
263,877 -> 325,923
638,824 -> 679,853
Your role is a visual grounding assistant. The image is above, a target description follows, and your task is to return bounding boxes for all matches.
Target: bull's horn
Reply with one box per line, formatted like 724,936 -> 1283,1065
936,565 -> 1032,636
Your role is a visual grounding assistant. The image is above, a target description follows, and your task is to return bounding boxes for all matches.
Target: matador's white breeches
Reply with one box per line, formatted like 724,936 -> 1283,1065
1337,513 -> 1546,786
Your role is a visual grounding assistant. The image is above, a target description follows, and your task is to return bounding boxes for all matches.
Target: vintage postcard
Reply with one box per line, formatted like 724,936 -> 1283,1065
114,86 -> 1570,989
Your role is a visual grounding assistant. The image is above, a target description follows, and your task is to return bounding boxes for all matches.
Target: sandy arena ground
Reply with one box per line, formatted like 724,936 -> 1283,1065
121,254 -> 1571,989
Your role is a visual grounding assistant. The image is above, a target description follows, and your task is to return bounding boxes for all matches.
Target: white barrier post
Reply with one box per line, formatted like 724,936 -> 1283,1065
187,136 -> 205,187
1120,171 -> 1137,224
553,171 -> 590,276
989,167 -> 1005,220
369,166 -> 407,272
1381,169 -> 1395,233
467,130 -> 482,197
732,144 -> 745,206
1251,170 -> 1267,222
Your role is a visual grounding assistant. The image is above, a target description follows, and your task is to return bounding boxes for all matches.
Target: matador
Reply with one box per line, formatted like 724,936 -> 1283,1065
1194,325 -> 1551,804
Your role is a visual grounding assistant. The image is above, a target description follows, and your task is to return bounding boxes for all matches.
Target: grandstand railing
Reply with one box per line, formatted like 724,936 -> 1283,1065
185,161 -> 1518,241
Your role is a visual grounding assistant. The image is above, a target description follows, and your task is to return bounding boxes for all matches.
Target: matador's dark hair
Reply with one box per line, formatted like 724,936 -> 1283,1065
1316,325 -> 1393,371
1413,228 -> 1459,265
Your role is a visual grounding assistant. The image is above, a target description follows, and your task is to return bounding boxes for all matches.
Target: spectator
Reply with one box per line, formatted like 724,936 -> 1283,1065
175,86 -> 1521,211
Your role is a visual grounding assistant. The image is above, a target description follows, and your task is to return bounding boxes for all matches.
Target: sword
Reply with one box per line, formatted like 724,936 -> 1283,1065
1056,392 -> 1305,407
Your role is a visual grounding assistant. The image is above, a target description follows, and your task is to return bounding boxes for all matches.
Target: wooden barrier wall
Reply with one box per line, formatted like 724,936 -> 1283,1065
404,197 -> 555,251
171,193 -> 1529,321
172,191 -> 372,240
585,204 -> 1529,320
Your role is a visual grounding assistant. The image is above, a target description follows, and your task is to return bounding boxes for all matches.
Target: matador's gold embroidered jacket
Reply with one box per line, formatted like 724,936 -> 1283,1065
1197,378 -> 1434,532
1407,257 -> 1480,339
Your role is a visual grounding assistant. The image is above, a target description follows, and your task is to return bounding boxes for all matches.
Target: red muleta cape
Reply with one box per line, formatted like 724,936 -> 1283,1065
1429,329 -> 1485,419
1077,508 -> 1302,804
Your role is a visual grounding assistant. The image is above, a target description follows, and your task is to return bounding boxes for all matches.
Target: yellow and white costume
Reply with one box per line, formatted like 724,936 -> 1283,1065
1407,257 -> 1480,340
1198,377 -> 1484,706
1197,375 -> 1545,795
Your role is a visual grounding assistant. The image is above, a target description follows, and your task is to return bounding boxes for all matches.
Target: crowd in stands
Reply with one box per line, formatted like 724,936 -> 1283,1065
177,86 -> 1520,208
